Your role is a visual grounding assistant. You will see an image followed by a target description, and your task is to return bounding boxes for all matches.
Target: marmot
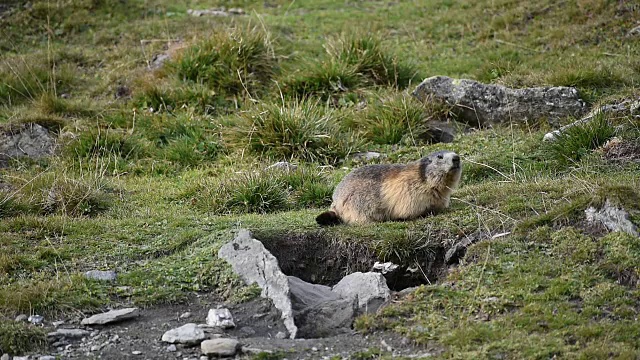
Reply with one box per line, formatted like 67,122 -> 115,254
316,150 -> 462,226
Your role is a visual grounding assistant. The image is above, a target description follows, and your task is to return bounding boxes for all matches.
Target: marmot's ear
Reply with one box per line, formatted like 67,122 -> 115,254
419,157 -> 432,180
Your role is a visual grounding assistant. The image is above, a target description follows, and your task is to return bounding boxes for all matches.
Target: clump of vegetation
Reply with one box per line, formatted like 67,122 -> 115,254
0,321 -> 47,356
169,27 -> 278,98
228,99 -> 362,164
282,60 -> 362,102
134,77 -> 230,115
544,114 -> 616,167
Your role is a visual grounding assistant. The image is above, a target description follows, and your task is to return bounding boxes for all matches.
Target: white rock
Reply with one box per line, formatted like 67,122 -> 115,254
0,354 -> 10,360
586,199 -> 639,237
81,308 -> 139,325
52,320 -> 65,327
84,270 -> 117,281
161,323 -> 206,345
179,312 -> 192,319
275,331 -> 287,339
166,344 -> 177,352
47,328 -> 90,339
332,272 -> 391,314
38,357 -> 55,360
200,338 -> 239,357
206,308 -> 235,329
132,351 -> 142,355
28,315 -> 44,324
14,357 -> 30,360
265,161 -> 298,172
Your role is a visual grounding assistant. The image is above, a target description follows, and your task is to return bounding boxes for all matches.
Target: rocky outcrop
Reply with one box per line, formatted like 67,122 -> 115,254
412,76 -> 585,126
161,323 -> 206,345
332,272 -> 391,314
81,308 -> 139,325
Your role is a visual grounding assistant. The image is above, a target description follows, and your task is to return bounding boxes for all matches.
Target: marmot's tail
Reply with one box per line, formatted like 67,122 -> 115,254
316,211 -> 342,226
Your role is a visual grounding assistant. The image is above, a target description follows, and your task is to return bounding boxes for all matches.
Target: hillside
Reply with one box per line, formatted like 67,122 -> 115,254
1,0 -> 639,359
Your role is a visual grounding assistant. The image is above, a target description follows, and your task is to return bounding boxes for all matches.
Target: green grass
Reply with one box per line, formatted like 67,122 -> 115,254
1,0 -> 640,357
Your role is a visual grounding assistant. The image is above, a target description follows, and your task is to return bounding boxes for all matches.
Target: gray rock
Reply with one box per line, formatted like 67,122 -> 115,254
351,152 -> 383,162
166,344 -> 177,352
424,120 -> 456,143
131,351 -> 142,355
14,357 -> 29,360
544,99 -> 639,141
332,272 -> 391,314
28,315 -> 44,325
47,328 -> 90,339
218,230 -> 297,338
294,296 -> 357,338
15,314 -> 27,322
206,308 -> 235,329
0,354 -> 9,360
288,276 -> 343,311
275,331 -> 287,339
585,199 -> 639,237
179,312 -> 192,319
38,356 -> 55,360
84,270 -> 117,281
161,323 -> 206,345
51,320 -> 65,327
372,261 -> 399,275
238,326 -> 256,337
241,347 -> 272,355
81,308 -> 139,325
0,123 -> 56,166
201,338 -> 239,357
413,76 -> 585,126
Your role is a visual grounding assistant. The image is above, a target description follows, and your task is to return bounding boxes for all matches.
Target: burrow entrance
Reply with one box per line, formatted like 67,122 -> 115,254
254,229 -> 451,291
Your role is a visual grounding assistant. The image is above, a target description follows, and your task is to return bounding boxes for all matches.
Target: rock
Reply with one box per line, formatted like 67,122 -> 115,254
179,312 -> 192,319
424,120 -> 456,143
166,344 -> 177,352
413,76 -> 585,126
81,308 -> 139,325
0,123 -> 56,166
13,357 -> 29,360
161,323 -> 206,345
275,331 -> 287,339
15,314 -> 27,322
351,152 -> 383,162
132,351 -> 142,355
84,270 -> 117,281
52,320 -> 65,327
332,272 -> 391,314
28,315 -> 44,325
239,326 -> 256,336
265,161 -> 298,172
47,328 -> 90,339
200,338 -> 239,357
218,230 -> 297,338
241,347 -> 272,355
206,308 -> 235,329
628,24 -> 640,37
397,286 -> 420,298
0,354 -> 9,360
288,276 -> 343,311
585,199 -> 639,237
38,356 -> 55,360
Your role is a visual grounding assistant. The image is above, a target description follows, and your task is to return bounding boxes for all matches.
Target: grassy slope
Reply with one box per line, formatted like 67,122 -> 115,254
1,0 -> 640,358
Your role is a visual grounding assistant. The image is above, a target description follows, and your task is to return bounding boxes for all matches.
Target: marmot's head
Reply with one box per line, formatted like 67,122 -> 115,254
419,150 -> 462,190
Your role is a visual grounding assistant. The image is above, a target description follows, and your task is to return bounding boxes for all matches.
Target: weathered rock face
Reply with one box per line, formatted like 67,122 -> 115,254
206,308 -> 236,329
585,199 -> 639,237
81,308 -> 139,325
412,76 -> 586,126
218,230 -> 297,339
332,272 -> 391,314
288,276 -> 357,338
0,123 -> 56,166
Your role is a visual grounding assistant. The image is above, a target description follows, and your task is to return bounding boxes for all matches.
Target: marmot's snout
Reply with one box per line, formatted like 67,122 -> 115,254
451,154 -> 461,170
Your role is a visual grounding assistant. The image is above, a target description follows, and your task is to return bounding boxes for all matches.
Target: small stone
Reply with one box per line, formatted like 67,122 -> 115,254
265,161 -> 298,172
206,308 -> 235,329
179,312 -> 192,319
239,326 -> 256,336
201,338 -> 239,357
132,351 -> 142,355
91,345 -> 101,351
47,328 -> 90,339
311,347 -> 318,352
275,331 -> 287,339
242,347 -> 272,355
28,315 -> 44,325
352,151 -> 383,162
0,354 -> 9,360
200,357 -> 208,360
52,320 -> 65,327
15,314 -> 28,322
84,270 -> 117,281
166,344 -> 177,352
39,357 -> 55,360
161,323 -> 206,345
14,357 -> 29,360
81,308 -> 139,325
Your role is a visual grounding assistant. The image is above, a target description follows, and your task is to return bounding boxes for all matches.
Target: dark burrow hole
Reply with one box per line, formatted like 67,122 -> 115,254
254,230 -> 450,291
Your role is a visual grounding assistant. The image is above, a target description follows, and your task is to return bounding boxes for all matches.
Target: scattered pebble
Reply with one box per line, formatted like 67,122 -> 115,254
132,351 -> 142,355
311,347 -> 319,352
84,270 -> 117,281
52,320 -> 65,327
162,323 -> 206,345
206,308 -> 235,329
179,312 -> 192,319
166,344 -> 177,352
275,331 -> 287,339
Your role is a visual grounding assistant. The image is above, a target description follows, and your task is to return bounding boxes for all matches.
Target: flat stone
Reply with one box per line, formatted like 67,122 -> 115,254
265,161 -> 298,172
206,308 -> 235,329
1,354 -> 10,360
161,323 -> 206,345
84,270 -> 117,281
28,315 -> 44,325
38,356 -> 55,360
179,312 -> 192,319
166,344 -> 177,352
0,123 -> 56,166
200,338 -> 239,357
585,199 -> 639,237
332,272 -> 391,314
15,314 -> 27,322
81,308 -> 139,325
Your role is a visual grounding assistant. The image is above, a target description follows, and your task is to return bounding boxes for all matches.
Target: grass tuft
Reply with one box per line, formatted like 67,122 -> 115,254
0,321 -> 47,356
228,99 -> 362,164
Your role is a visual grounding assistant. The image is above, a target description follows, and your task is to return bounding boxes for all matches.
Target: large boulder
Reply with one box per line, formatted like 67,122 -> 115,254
0,123 -> 56,166
218,230 -> 297,338
412,76 -> 586,126
332,272 -> 391,314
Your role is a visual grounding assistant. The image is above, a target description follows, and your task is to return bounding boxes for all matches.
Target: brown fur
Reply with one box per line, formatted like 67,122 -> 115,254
316,151 -> 461,226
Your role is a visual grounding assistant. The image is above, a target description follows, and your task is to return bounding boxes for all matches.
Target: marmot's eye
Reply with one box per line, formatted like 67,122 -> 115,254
437,154 -> 443,159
